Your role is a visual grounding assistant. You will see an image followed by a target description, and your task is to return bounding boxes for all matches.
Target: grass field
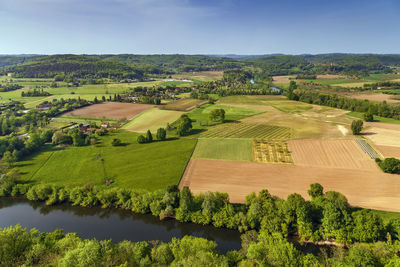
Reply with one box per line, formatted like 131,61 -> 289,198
347,111 -> 400,124
192,138 -> 251,161
201,122 -> 292,139
121,108 -> 184,133
188,104 -> 264,122
16,131 -> 196,190
252,140 -> 293,164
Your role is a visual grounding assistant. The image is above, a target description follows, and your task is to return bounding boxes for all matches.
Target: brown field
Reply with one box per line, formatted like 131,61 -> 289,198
252,140 -> 293,164
272,75 -> 295,84
288,139 -> 376,169
64,102 -> 153,119
316,74 -> 345,79
180,159 -> 400,212
363,126 -> 400,147
376,145 -> 400,158
161,99 -> 207,111
351,93 -> 399,103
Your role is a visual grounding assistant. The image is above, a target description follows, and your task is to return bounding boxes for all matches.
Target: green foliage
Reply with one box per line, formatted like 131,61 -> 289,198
352,210 -> 384,242
308,183 -> 324,199
146,129 -> 153,143
176,114 -> 193,136
111,138 -> 122,146
209,108 -> 226,122
156,127 -> 167,141
351,120 -> 363,135
364,111 -> 374,122
378,158 -> 400,174
137,135 -> 147,144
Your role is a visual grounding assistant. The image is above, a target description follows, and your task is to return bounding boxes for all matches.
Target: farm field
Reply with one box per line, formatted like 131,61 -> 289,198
252,140 -> 292,164
201,122 -> 292,139
16,131 -> 196,190
121,108 -> 184,133
188,104 -> 264,122
288,139 -> 377,169
180,158 -> 400,212
161,98 -> 207,111
64,102 -> 153,119
363,123 -> 400,147
350,93 -> 400,103
192,138 -> 252,161
172,71 -> 223,82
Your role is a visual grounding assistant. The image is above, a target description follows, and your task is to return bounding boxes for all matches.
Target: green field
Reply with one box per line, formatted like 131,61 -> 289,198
201,122 -> 292,139
188,104 -> 264,121
121,108 -> 184,133
347,111 -> 400,124
16,131 -> 196,190
192,138 -> 252,161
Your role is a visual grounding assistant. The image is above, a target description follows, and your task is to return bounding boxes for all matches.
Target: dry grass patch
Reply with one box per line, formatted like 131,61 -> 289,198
64,102 -> 153,119
252,140 -> 293,164
351,93 -> 400,103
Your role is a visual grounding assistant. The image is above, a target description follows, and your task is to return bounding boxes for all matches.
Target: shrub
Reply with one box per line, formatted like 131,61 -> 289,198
363,112 -> 374,122
146,130 -> 153,143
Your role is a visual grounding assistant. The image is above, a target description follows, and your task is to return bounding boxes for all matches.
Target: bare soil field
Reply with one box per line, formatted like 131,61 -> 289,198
272,75 -> 295,84
376,145 -> 400,158
64,102 -> 153,119
316,74 -> 345,79
288,139 -> 376,169
161,99 -> 207,111
350,93 -> 399,103
180,159 -> 400,212
364,127 -> 400,147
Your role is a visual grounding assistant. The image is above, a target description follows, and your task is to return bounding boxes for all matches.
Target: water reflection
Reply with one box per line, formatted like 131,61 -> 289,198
0,198 -> 241,253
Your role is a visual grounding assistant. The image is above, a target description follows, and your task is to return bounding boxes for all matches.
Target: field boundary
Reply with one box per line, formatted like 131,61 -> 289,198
177,139 -> 198,189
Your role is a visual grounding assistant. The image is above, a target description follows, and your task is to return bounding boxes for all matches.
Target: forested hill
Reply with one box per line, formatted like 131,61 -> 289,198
0,55 -> 43,68
244,54 -> 400,75
100,54 -> 243,72
4,55 -> 144,79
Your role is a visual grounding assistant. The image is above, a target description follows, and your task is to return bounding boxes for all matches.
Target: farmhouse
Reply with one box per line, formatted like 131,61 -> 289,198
101,121 -> 110,128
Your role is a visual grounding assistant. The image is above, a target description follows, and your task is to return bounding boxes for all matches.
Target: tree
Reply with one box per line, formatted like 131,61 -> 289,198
209,109 -> 225,123
176,115 -> 192,136
111,138 -> 122,146
146,130 -> 153,143
363,112 -> 374,122
378,157 -> 400,174
351,120 -> 363,135
156,128 -> 167,141
2,151 -> 16,167
352,210 -> 384,242
137,135 -> 147,144
308,183 -> 324,199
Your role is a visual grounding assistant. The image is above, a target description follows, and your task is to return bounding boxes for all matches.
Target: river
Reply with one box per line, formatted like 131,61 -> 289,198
0,198 -> 242,253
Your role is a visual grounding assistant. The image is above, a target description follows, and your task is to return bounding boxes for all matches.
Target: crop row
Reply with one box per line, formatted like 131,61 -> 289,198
201,123 -> 291,139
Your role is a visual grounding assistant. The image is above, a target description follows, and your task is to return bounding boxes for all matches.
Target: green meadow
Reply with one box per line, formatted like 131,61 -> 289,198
15,131 -> 196,191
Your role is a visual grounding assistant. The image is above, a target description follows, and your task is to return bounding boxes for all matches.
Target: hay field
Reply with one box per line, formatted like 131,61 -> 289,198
351,93 -> 399,103
180,159 -> 400,212
64,102 -> 153,119
192,138 -> 251,161
376,145 -> 400,158
288,139 -> 376,169
122,108 -> 184,133
161,99 -> 207,111
201,122 -> 292,139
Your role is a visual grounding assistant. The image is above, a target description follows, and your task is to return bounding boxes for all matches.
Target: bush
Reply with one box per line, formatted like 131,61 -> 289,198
363,112 -> 374,122
146,130 -> 153,143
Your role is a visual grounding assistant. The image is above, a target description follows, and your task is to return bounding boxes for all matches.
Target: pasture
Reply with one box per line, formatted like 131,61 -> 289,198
64,102 -> 153,119
121,108 -> 184,132
16,131 -> 196,190
192,138 -> 252,161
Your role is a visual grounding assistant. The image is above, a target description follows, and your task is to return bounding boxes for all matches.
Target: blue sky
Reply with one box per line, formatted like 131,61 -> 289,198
0,0 -> 399,54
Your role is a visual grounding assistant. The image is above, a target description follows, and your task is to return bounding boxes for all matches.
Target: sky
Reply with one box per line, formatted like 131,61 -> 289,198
0,0 -> 399,55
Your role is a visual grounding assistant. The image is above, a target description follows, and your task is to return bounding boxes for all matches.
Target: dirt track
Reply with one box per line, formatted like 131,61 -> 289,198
65,102 -> 153,119
180,159 -> 400,212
